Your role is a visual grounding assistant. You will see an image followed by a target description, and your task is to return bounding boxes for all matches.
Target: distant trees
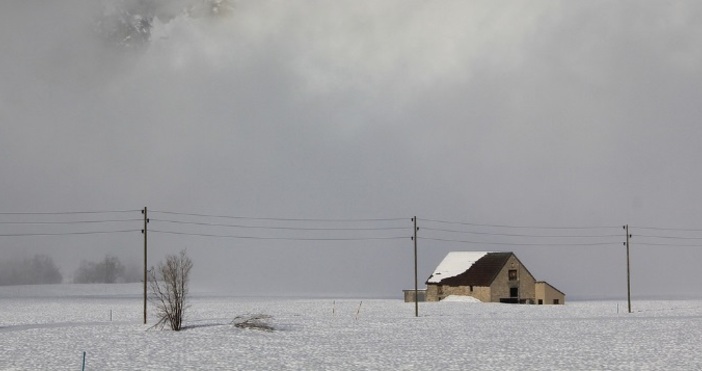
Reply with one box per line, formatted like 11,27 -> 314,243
149,250 -> 193,331
0,254 -> 63,286
74,255 -> 141,284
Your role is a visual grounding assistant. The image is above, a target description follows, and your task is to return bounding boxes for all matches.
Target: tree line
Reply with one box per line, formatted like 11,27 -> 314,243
73,255 -> 141,284
0,254 -> 62,286
0,254 -> 141,286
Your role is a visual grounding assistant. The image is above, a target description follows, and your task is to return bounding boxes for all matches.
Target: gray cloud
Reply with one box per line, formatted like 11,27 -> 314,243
2,0 -> 702,298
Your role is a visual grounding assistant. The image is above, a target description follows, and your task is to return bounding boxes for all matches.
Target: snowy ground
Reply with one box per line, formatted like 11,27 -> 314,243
1,284 -> 701,370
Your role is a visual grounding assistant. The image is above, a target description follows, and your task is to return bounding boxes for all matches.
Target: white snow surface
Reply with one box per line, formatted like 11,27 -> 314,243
427,251 -> 490,283
2,284 -> 702,370
442,295 -> 482,303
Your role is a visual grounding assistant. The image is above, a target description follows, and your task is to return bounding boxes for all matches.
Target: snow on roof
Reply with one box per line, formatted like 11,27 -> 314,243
427,251 -> 491,283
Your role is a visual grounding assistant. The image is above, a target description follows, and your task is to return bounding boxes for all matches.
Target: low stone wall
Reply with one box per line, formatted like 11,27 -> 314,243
403,289 -> 427,302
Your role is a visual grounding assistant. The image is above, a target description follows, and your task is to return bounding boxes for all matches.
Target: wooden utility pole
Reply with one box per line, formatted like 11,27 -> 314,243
413,216 -> 418,317
625,224 -> 631,313
142,207 -> 148,324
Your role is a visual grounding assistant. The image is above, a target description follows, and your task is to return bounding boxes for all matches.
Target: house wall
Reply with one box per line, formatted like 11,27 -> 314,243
535,282 -> 565,305
489,255 -> 536,303
425,284 -> 490,302
472,287 -> 491,302
425,284 -> 440,301
425,284 -> 465,301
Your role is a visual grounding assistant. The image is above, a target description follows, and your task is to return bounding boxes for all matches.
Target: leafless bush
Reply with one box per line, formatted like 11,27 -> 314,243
231,314 -> 274,332
148,250 -> 193,331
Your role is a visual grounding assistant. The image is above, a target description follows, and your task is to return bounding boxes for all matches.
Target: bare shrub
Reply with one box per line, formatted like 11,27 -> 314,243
148,250 -> 193,331
231,314 -> 274,332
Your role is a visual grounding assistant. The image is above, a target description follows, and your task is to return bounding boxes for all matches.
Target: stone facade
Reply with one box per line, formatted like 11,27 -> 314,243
426,282 -> 491,302
403,289 -> 427,302
488,254 -> 536,303
535,281 -> 565,305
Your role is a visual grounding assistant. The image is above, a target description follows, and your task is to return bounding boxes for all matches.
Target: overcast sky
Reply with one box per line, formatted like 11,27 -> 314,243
2,0 -> 702,299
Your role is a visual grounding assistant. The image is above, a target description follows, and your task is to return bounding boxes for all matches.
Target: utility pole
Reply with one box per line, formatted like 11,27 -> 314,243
413,216 -> 418,317
624,224 -> 631,313
142,207 -> 148,324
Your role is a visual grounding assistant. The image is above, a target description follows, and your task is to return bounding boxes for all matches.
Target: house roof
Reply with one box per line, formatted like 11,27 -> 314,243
426,251 -> 513,286
426,251 -> 489,284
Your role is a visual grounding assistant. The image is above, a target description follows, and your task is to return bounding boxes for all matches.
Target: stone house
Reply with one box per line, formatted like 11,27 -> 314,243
422,251 -> 564,304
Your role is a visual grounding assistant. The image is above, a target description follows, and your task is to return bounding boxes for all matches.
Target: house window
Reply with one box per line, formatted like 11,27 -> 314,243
553,299 -> 559,305
508,269 -> 517,281
469,285 -> 473,292
538,299 -> 543,305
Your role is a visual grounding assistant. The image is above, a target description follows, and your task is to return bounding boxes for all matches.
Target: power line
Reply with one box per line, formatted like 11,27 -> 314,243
420,217 -> 620,230
150,210 -> 407,222
420,226 -> 621,239
150,229 -> 410,241
632,242 -> 702,247
631,225 -> 702,232
633,234 -> 702,240
4,208 -> 702,247
0,219 -> 142,225
150,218 -> 410,231
0,210 -> 140,215
0,230 -> 140,237
419,236 -> 622,247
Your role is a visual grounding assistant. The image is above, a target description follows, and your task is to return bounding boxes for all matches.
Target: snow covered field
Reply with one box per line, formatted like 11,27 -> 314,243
1,284 -> 701,370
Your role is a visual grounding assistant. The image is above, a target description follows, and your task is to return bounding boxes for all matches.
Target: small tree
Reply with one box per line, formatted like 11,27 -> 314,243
148,250 -> 193,331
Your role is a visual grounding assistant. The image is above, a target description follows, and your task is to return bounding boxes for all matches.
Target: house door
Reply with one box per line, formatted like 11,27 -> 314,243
510,287 -> 518,298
